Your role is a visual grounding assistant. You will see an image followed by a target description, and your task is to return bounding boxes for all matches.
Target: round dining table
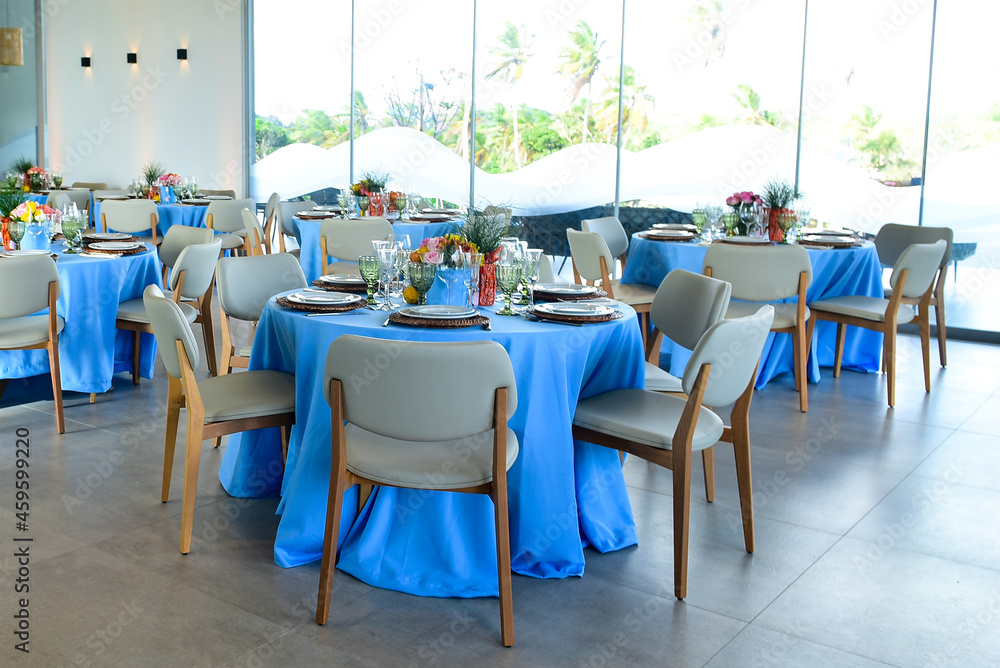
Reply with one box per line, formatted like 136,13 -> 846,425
0,244 -> 162,393
93,200 -> 210,236
290,215 -> 459,282
219,297 -> 645,597
620,234 -> 885,386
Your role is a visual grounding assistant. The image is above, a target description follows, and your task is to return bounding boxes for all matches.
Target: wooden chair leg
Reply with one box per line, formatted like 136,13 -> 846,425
280,424 -> 290,463
919,311 -> 932,393
934,302 -> 947,368
316,474 -> 348,625
795,324 -> 808,413
89,393 -> 97,404
47,340 -> 65,434
180,417 -> 205,554
493,472 -> 515,647
132,330 -> 141,385
833,323 -> 846,378
162,377 -> 183,502
672,442 -> 692,600
201,310 -> 218,377
731,427 -> 755,554
701,448 -> 714,502
884,326 -> 897,407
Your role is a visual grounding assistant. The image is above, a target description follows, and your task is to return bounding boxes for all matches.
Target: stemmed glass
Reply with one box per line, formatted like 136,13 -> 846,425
463,252 -> 483,308
371,240 -> 391,302
61,214 -> 84,254
375,247 -> 397,310
495,262 -> 524,316
52,173 -> 63,189
359,255 -> 380,306
8,220 -> 25,250
336,191 -> 349,217
407,262 -> 437,306
438,248 -> 465,305
522,249 -> 543,309
704,204 -> 723,240
357,195 -> 370,217
393,195 -> 408,220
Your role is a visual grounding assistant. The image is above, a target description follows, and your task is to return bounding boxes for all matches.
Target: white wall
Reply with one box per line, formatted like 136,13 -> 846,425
46,0 -> 246,195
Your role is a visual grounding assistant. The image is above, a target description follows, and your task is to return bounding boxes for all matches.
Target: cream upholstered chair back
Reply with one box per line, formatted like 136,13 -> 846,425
168,239 -> 223,300
875,223 -> 952,271
143,284 -> 201,378
241,208 -> 267,255
159,225 -> 214,269
94,189 -> 129,199
483,205 -> 512,226
324,336 -> 517,443
71,181 -> 107,190
581,216 -> 629,260
889,240 -> 947,300
199,189 -> 237,198
536,251 -> 556,283
651,269 -> 732,351
683,305 -> 774,407
703,244 -> 812,302
101,199 -> 158,239
63,188 -> 92,213
320,217 -> 394,263
277,200 -> 314,236
206,198 -> 255,233
217,253 -> 306,322
0,255 -> 60,318
46,191 -> 71,209
264,192 -> 280,225
566,228 -> 616,282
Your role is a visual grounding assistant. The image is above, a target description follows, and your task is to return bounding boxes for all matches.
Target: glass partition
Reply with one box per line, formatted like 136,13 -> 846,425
0,0 -> 41,172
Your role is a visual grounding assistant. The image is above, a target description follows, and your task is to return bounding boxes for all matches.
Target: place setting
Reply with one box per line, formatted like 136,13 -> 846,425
526,301 -> 625,325
276,289 -> 368,314
639,227 -> 700,242
796,230 -> 862,248
81,240 -> 150,257
312,273 -> 368,293
531,283 -> 607,302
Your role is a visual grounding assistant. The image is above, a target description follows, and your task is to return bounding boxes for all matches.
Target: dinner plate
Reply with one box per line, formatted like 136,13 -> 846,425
203,195 -> 233,200
800,234 -> 855,244
317,274 -> 366,284
97,195 -> 128,200
397,305 -> 479,320
644,229 -> 697,239
651,223 -> 698,231
83,232 -> 133,241
313,205 -> 342,212
285,291 -> 362,305
88,241 -> 142,251
534,302 -> 614,318
421,208 -> 461,215
532,283 -> 598,295
719,236 -> 772,245
0,249 -> 52,257
181,198 -> 210,205
409,213 -> 454,221
800,228 -> 855,237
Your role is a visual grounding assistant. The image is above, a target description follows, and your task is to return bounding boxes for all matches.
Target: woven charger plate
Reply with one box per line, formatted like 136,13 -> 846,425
527,306 -> 624,325
388,311 -> 491,328
639,232 -> 699,242
311,278 -> 368,294
82,243 -> 149,256
82,234 -> 138,244
276,295 -> 368,313
532,287 -> 607,302
797,237 -> 860,248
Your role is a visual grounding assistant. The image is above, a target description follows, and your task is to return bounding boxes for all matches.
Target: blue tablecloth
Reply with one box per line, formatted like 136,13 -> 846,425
620,236 -> 884,386
291,216 -> 458,282
219,299 -> 645,597
94,201 -> 209,236
0,245 -> 162,393
26,193 -> 47,204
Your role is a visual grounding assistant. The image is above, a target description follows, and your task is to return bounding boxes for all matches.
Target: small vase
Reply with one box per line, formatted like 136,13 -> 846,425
1,219 -> 10,251
764,207 -> 787,243
478,249 -> 500,306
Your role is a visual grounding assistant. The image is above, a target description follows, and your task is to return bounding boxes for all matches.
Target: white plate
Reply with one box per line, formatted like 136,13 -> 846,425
318,274 -> 365,284
532,283 -> 598,295
97,195 -> 128,200
286,291 -> 362,305
801,228 -> 854,237
800,234 -> 855,244
421,208 -> 461,215
409,213 -> 453,221
652,223 -> 697,231
182,198 -> 210,205
313,205 -> 342,212
645,229 -> 697,238
84,232 -> 132,240
397,305 -> 478,320
88,241 -> 142,251
719,237 -> 772,245
534,302 -> 614,318
0,249 -> 52,257
203,195 -> 233,200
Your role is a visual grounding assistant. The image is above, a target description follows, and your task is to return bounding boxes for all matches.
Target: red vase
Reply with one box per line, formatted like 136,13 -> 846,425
1,218 -> 10,251
765,207 -> 787,243
478,249 -> 500,306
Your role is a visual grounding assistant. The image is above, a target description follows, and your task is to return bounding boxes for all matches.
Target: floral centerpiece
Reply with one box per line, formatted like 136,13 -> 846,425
157,172 -> 183,203
725,190 -> 762,236
352,168 -> 391,216
409,234 -> 478,266
0,189 -> 26,250
26,166 -> 47,192
141,161 -> 165,199
462,205 -> 511,305
760,178 -> 802,243
11,200 -> 56,223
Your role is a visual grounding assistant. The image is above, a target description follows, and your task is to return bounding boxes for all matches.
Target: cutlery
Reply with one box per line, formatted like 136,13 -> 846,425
382,315 -> 392,326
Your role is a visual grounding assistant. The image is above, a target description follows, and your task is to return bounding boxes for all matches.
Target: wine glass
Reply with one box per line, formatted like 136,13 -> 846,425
438,247 -> 465,305
407,262 -> 437,306
522,249 -> 543,308
8,220 -> 26,250
495,262 -> 523,316
337,191 -> 350,217
61,215 -> 84,254
704,204 -> 723,240
691,208 -> 707,237
52,173 -> 63,189
778,212 -> 798,243
358,255 -> 380,306
393,195 -> 408,220
463,252 -> 483,307
357,195 -> 369,217
375,247 -> 397,310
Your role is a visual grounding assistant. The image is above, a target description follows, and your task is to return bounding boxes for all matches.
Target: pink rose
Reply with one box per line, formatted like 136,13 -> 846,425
425,238 -> 440,253
726,196 -> 739,207
739,192 -> 753,204
423,251 -> 443,265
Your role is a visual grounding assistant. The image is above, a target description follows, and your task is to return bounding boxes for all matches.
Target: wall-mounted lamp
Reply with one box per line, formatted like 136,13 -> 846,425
176,48 -> 187,60
126,52 -> 137,64
81,56 -> 91,68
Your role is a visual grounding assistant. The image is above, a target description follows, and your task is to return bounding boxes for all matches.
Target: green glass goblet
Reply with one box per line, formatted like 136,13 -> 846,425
358,255 -> 380,306
407,262 -> 437,306
8,220 -> 26,250
61,216 -> 84,254
495,262 -> 523,316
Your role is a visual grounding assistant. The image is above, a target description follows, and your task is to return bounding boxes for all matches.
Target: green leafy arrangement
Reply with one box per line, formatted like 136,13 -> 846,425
358,167 -> 391,193
459,205 -> 511,255
9,156 -> 34,175
0,189 -> 26,219
141,161 -> 165,186
761,177 -> 802,210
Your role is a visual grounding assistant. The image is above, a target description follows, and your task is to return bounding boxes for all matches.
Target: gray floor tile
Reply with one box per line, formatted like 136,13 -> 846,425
704,624 -> 896,668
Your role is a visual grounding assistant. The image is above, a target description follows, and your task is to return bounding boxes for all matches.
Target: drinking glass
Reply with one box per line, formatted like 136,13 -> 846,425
407,262 -> 437,306
778,212 -> 798,243
357,195 -> 369,217
375,247 -> 397,310
495,262 -> 523,316
438,250 -> 465,305
691,208 -> 708,236
61,215 -> 84,253
463,252 -> 483,308
8,220 -> 26,250
522,249 -> 543,308
336,191 -> 349,217
52,173 -> 63,189
359,255 -> 380,306
393,195 -> 408,220
704,204 -> 723,240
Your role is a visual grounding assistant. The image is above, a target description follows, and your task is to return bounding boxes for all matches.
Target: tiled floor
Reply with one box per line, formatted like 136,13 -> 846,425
1,334 -> 999,667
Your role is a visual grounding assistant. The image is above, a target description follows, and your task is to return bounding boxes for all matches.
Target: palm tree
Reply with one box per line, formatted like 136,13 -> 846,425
558,20 -> 605,143
485,22 -> 533,169
685,0 -> 728,67
594,66 -> 654,148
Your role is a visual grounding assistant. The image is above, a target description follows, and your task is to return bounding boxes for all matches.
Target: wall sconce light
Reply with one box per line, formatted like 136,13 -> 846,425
126,52 -> 137,64
81,56 -> 91,68
176,48 -> 187,60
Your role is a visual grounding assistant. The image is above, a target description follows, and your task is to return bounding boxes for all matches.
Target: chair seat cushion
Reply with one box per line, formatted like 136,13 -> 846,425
117,298 -> 197,324
574,389 -> 724,452
809,296 -> 914,324
198,369 -> 295,423
0,314 -> 65,348
726,301 -> 807,330
610,281 -> 656,306
644,362 -> 683,393
345,425 -> 520,490
217,234 -> 245,250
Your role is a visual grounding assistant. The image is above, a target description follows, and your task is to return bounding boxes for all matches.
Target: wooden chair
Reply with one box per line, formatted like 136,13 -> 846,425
581,216 -> 629,272
572,306 -> 775,600
100,199 -> 159,245
0,255 -> 65,434
45,191 -> 71,210
116,239 -> 222,383
566,228 -> 655,343
142,285 -> 295,554
70,181 -> 107,190
240,209 -> 267,256
158,225 -> 214,286
276,200 -> 315,255
319,217 -> 393,276
874,223 -> 953,367
703,243 -> 813,412
316,336 -> 518,647
261,192 -> 279,255
808,240 -> 947,407
216,252 -> 305,376
205,198 -> 256,254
